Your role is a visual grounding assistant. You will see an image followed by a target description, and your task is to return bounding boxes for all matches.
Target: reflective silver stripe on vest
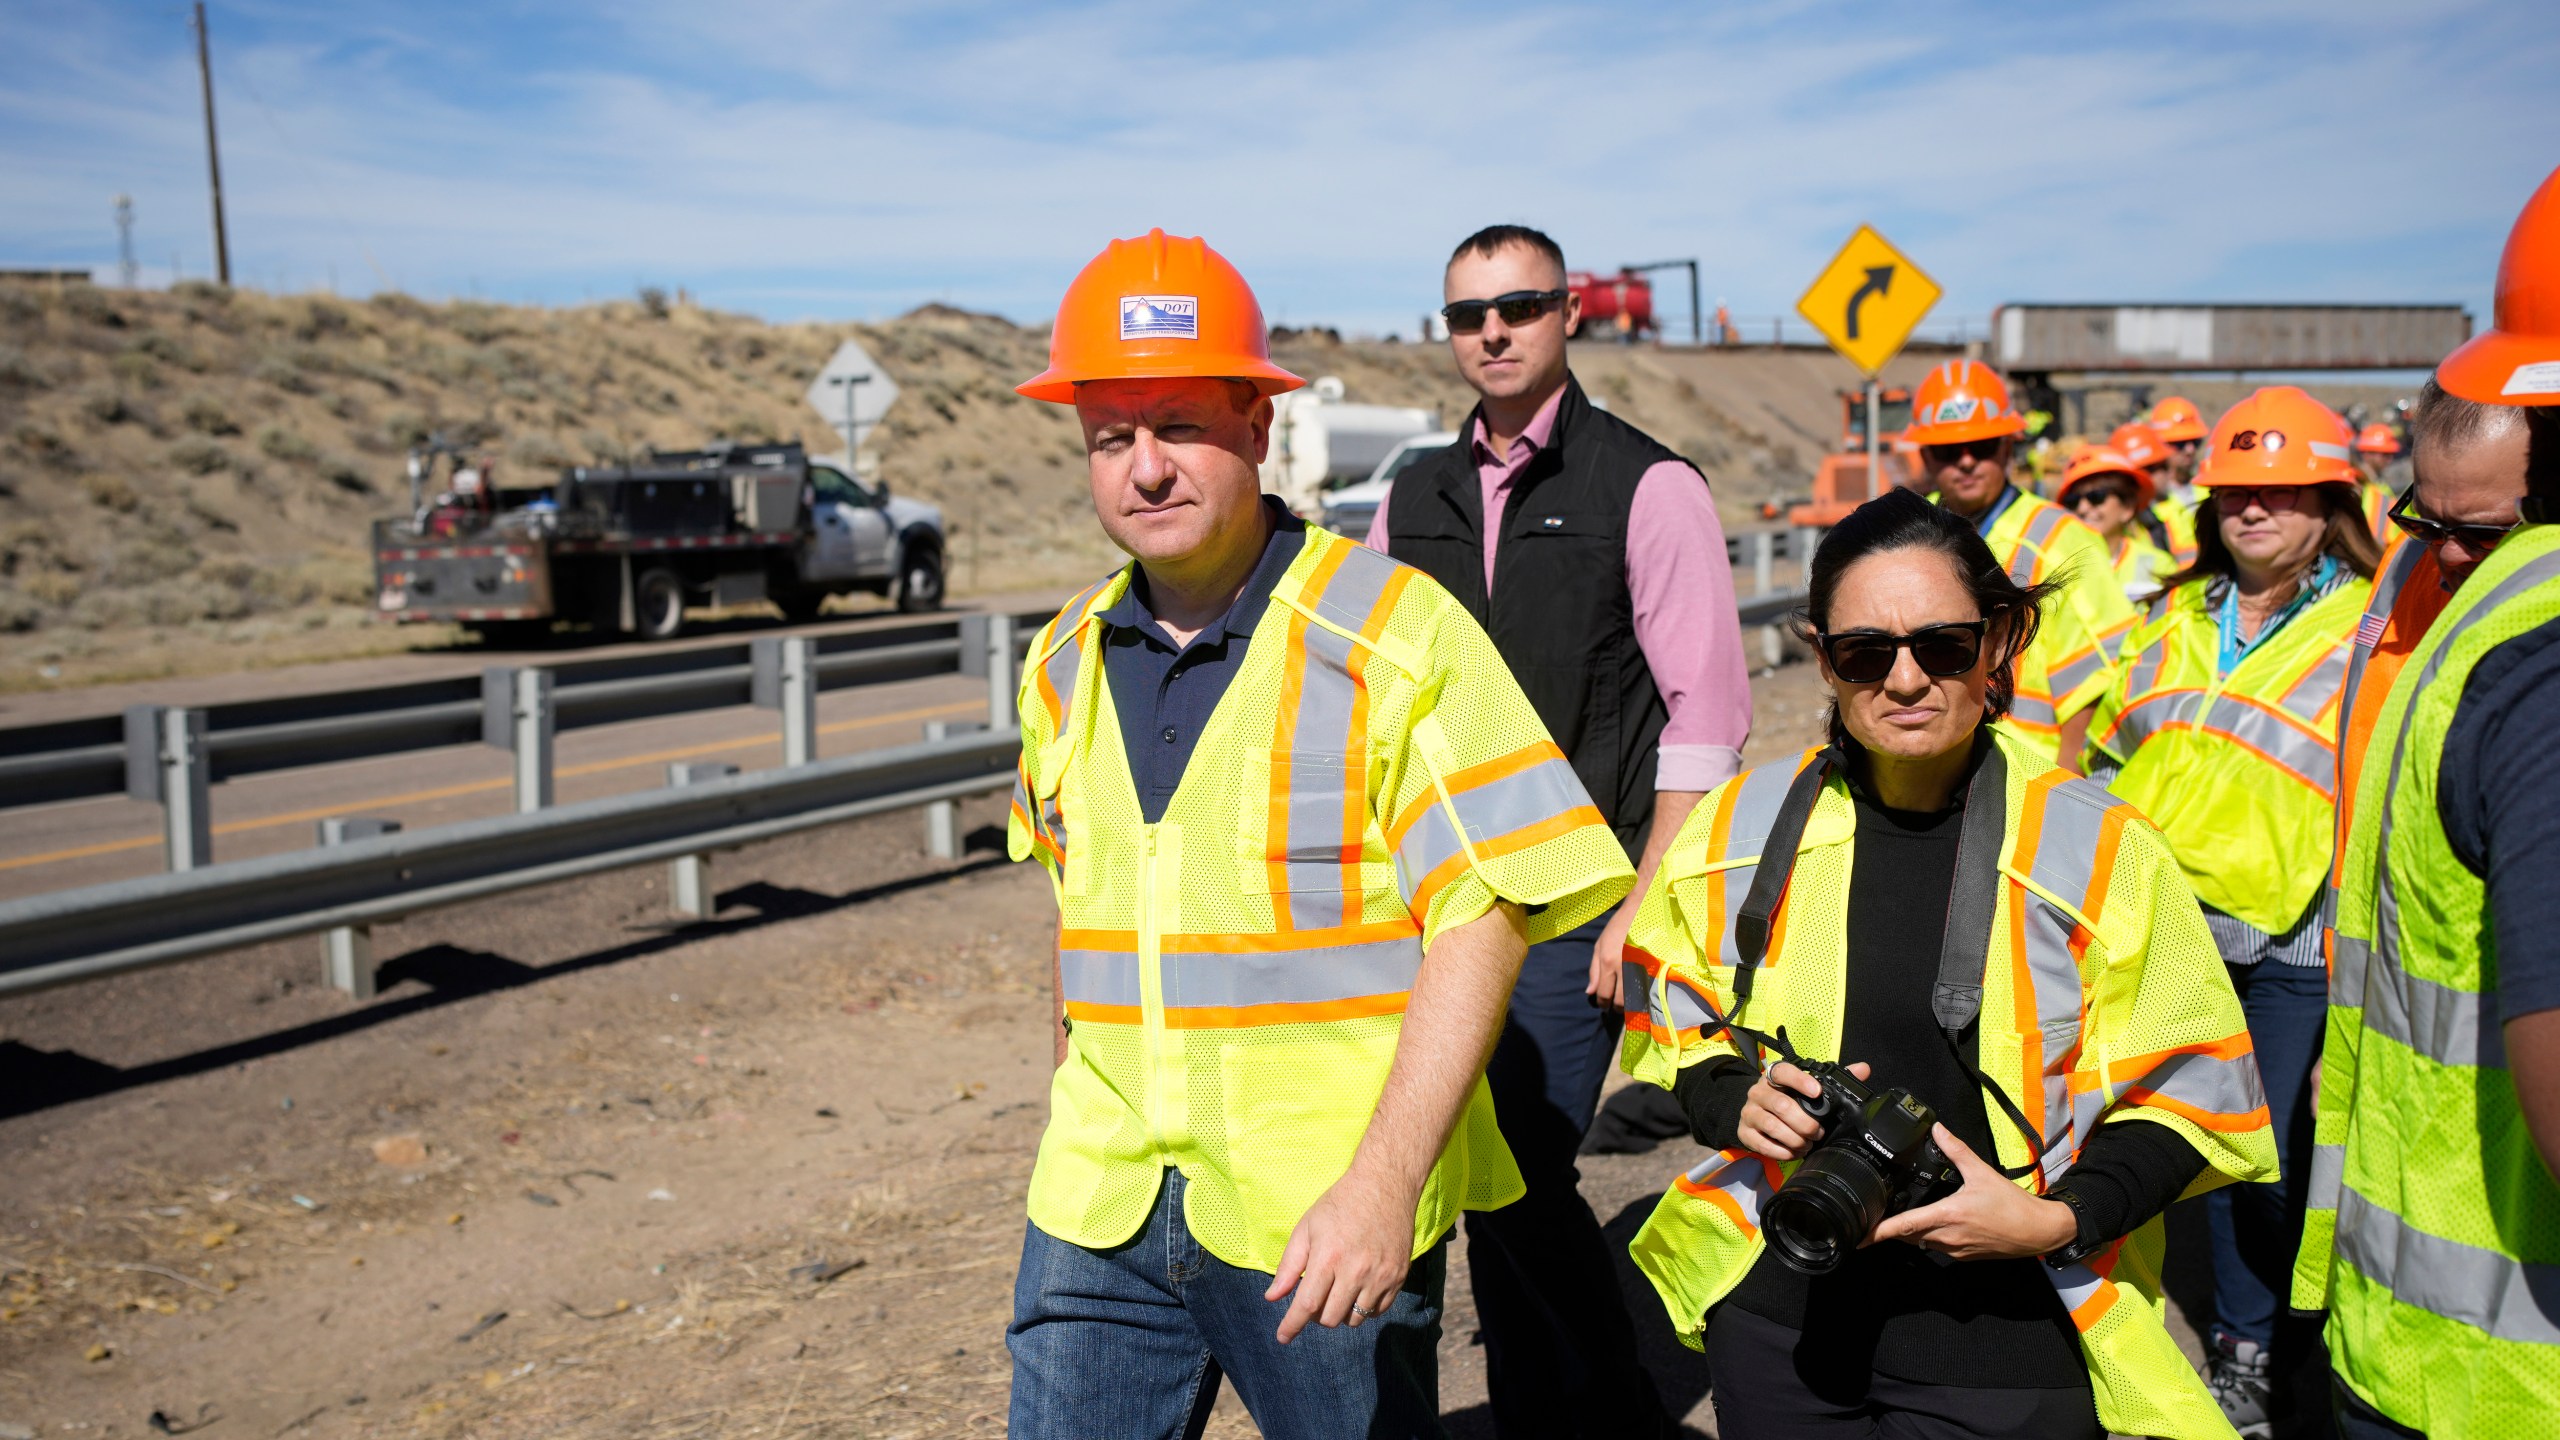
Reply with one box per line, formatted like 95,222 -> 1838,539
2106,690 -> 2206,753
2133,1045 -> 2270,1120
2366,549 -> 2560,1067
2020,780 -> 2112,1176
1390,750 -> 1589,907
2304,1141 -> 2345,1211
2362,956 -> 2505,1068
2046,641 -> 2109,704
2335,1186 -> 2560,1346
2280,643 -> 2352,722
2010,505 -> 2066,586
1270,568 -> 1373,927
2008,693 -> 2059,727
2331,934 -> 2370,1008
1060,937 -> 1425,1011
2206,699 -> 2336,798
1707,761 -> 1820,969
2325,542 -> 2426,940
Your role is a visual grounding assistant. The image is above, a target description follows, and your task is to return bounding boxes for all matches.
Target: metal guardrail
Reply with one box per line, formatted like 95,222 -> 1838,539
0,729 -> 1021,998
0,609 -> 1057,810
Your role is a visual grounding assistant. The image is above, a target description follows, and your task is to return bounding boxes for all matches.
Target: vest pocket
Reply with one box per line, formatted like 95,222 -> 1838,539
1220,1032 -> 1394,1262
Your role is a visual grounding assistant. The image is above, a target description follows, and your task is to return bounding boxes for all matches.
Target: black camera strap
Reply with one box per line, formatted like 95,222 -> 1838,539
1724,735 -> 2050,1180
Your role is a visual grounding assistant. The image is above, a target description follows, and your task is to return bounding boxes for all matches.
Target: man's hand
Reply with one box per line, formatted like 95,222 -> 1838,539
1264,1162 -> 1419,1343
1737,1061 -> 1868,1161
1868,1124 -> 2077,1261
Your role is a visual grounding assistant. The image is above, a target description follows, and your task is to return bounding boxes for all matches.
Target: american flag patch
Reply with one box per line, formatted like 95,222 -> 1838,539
2355,613 -> 2388,648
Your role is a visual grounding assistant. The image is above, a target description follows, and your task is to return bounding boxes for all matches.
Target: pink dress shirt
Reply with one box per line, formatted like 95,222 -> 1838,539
1364,387 -> 1751,793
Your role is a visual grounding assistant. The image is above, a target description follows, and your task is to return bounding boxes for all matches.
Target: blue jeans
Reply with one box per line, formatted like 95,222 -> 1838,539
1464,918 -> 1668,1437
2208,959 -> 2328,1346
1007,1168 -> 1449,1440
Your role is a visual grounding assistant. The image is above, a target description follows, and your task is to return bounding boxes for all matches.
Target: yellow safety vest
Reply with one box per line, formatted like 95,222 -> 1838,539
2357,480 -> 2394,545
2151,496 -> 2202,568
2088,573 -> 2370,934
2294,523 -> 2560,1433
2106,530 -> 2173,605
1970,492 -> 2139,757
1009,525 -> 1635,1272
1618,727 -> 2277,1440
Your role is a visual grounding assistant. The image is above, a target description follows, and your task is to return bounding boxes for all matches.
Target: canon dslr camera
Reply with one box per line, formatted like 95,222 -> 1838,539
1760,1059 -> 1964,1274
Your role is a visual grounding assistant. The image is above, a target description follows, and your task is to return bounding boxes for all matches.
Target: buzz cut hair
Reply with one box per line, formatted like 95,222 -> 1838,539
2411,376 -> 2527,461
1448,225 -> 1567,281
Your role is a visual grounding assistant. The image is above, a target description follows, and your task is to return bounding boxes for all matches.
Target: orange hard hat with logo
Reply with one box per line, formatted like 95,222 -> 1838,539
2149,396 -> 2209,443
2195,387 -> 2360,489
2107,422 -> 2170,472
2059,447 -> 2157,509
2355,422 -> 2402,455
1903,360 -> 2028,445
2438,164 -> 2560,405
1016,229 -> 1304,404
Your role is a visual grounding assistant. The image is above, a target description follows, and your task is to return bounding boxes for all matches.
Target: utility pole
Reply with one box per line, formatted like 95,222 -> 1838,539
114,195 -> 137,288
191,2 -> 231,286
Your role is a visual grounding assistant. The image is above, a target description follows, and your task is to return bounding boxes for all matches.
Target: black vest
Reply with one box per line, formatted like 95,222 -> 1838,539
1386,375 -> 1695,856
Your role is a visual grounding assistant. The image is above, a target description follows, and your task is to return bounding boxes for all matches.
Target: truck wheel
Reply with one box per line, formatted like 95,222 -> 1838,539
634,567 -> 687,640
894,544 -> 944,612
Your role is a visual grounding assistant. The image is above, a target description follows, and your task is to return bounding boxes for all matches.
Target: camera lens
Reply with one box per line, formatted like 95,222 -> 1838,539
1763,1145 -> 1894,1275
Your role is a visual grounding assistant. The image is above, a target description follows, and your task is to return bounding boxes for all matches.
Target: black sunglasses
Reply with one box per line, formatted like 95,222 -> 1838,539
2387,486 -> 2521,553
1921,438 -> 2006,466
1439,289 -> 1568,334
1813,620 -> 1992,685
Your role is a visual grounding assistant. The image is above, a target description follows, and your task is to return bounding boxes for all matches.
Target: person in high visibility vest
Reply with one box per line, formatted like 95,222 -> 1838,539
2057,445 -> 2173,604
2150,397 -> 2213,564
2351,422 -> 2403,542
1903,359 -> 2137,769
1615,487 -> 2275,1440
2083,385 -> 2381,1438
2295,164 -> 2560,1440
1001,230 -> 1636,1438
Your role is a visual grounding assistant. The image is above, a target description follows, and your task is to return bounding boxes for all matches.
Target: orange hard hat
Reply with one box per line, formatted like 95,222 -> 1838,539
1904,359 -> 2028,445
2438,165 -> 2560,405
2195,386 -> 2360,489
2149,396 -> 2209,443
2355,422 -> 2402,455
2107,422 -> 2170,472
2059,448 -> 2157,509
1016,229 -> 1304,404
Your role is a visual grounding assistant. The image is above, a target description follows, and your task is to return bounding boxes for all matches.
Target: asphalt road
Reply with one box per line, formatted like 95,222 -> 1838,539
0,595 -> 1070,904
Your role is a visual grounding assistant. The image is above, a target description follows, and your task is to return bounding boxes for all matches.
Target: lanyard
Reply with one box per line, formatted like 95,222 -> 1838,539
1969,485 -> 2019,538
2215,556 -> 2338,675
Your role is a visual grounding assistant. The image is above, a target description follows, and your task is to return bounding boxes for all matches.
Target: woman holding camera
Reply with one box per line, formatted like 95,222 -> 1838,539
2082,387 -> 2379,1436
1617,488 -> 2276,1440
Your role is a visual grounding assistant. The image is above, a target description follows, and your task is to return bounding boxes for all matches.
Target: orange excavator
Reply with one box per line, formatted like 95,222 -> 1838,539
1784,387 -> 1917,526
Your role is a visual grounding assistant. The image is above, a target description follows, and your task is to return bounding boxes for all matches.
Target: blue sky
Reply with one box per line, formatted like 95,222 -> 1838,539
4,2 -> 2555,338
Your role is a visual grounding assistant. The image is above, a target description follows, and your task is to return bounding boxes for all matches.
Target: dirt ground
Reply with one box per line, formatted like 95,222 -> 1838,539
0,657 -> 2217,1439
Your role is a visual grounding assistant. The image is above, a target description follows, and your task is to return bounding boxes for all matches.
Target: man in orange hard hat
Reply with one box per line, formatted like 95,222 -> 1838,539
2109,419 -> 2191,563
2296,164 -> 2560,1440
2149,397 -> 2211,563
1901,358 -> 2138,767
1002,230 -> 1635,1438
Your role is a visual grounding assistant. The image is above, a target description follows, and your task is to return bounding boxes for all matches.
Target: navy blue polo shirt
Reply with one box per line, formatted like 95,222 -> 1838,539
1097,499 -> 1308,823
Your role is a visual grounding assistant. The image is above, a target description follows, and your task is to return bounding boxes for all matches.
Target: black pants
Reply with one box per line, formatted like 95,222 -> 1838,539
1706,1306 -> 2101,1440
1463,925 -> 1668,1438
2331,1372 -> 2426,1438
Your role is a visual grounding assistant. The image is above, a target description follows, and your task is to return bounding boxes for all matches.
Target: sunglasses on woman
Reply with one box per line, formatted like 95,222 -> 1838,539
2387,486 -> 2522,553
1439,289 -> 1568,334
2207,485 -> 2306,514
1812,619 -> 1991,684
1921,438 -> 2005,467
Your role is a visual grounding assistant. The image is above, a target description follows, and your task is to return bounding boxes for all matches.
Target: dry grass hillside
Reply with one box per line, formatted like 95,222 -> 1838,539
0,279 -> 2420,695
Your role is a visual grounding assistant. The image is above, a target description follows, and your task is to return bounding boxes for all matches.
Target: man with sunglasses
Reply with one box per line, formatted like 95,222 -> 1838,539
2295,164 -> 2560,1439
1367,223 -> 1746,1437
1901,359 -> 2136,769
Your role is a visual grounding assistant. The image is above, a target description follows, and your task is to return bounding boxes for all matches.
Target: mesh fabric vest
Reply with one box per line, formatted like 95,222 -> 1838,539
1968,492 -> 2138,758
2294,522 -> 2560,1434
1009,526 -> 1633,1272
2091,573 -> 2370,933
1617,726 -> 2277,1440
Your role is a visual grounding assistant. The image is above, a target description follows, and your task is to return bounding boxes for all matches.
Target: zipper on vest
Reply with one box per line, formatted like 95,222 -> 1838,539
1138,823 -> 1168,1153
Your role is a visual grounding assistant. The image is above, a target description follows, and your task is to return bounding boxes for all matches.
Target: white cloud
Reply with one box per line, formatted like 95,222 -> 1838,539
2,1 -> 2551,332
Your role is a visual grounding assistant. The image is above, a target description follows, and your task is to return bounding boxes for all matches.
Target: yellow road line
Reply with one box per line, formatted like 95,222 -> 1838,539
0,700 -> 991,874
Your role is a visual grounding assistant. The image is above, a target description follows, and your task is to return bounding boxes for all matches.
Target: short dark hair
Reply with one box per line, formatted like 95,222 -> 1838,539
1801,488 -> 2058,750
1448,225 -> 1566,280
2411,376 -> 2526,464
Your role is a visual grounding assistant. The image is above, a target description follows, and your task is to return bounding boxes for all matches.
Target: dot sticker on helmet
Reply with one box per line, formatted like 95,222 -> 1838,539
2504,361 -> 2560,397
1119,295 -> 1199,341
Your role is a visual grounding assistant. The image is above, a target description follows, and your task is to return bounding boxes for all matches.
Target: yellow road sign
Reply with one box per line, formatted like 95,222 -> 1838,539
1795,225 -> 1942,375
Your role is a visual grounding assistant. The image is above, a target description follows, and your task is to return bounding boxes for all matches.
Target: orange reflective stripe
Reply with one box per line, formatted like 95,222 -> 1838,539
1384,738 -> 1570,849
1404,805 -> 1608,920
1060,921 -> 1420,955
2089,1029 -> 2257,1088
2118,1086 -> 2271,1133
1161,992 -> 1410,1028
2070,1276 -> 2122,1331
